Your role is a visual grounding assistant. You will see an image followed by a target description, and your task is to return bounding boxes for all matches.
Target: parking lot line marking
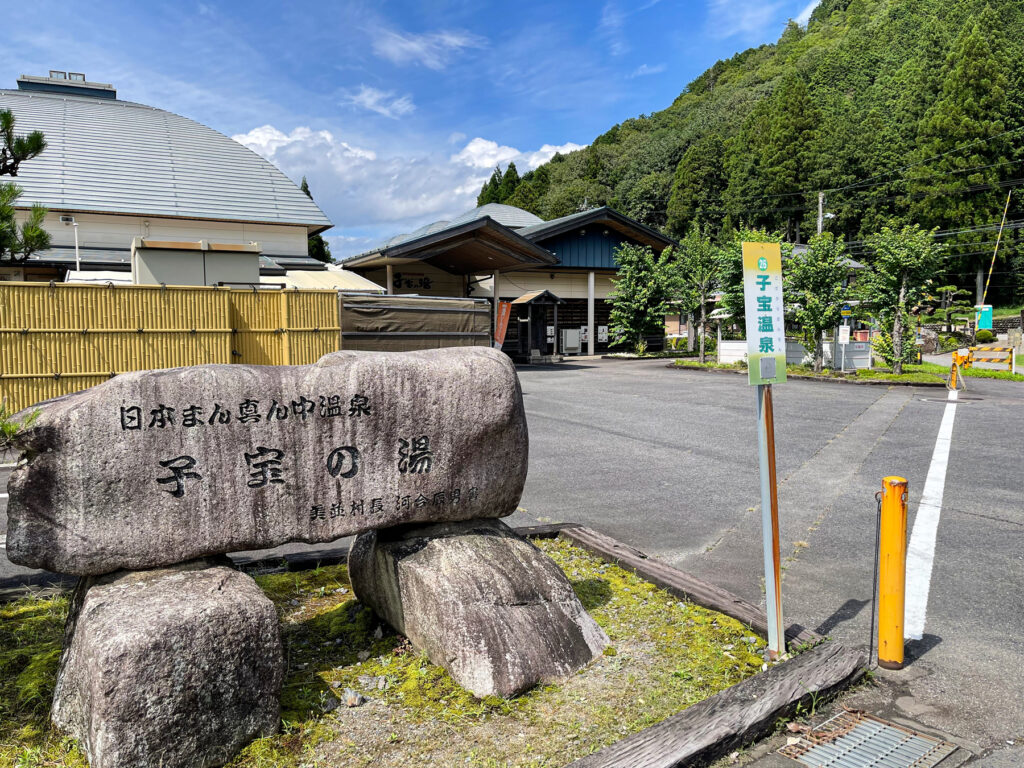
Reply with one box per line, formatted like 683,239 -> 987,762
0,462 -> 15,468
0,535 -> 5,549
0,492 -> 7,499
904,388 -> 958,641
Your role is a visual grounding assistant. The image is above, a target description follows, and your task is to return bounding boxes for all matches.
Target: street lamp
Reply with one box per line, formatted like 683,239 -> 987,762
60,215 -> 80,272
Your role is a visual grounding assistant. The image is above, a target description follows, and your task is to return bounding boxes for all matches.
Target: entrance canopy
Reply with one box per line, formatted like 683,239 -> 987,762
342,216 -> 557,276
511,289 -> 566,306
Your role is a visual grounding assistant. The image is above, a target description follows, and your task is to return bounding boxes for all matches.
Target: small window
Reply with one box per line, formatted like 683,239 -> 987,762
68,72 -> 86,82
49,70 -> 68,80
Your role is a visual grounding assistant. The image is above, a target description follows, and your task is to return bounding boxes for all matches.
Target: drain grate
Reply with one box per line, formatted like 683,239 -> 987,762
779,710 -> 958,768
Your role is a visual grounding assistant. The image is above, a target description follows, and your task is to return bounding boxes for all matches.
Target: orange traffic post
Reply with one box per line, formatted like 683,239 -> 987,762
878,476 -> 908,669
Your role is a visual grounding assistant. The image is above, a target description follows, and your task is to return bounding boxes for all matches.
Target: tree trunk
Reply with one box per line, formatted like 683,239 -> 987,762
814,332 -> 824,373
687,313 -> 695,352
892,279 -> 907,375
976,264 -> 984,305
698,303 -> 707,364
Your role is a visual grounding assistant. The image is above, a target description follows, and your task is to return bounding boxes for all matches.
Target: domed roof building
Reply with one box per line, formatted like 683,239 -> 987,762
0,72 -> 372,288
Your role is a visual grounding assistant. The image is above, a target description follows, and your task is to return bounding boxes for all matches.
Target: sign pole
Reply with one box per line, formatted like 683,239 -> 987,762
755,383 -> 785,658
743,241 -> 788,659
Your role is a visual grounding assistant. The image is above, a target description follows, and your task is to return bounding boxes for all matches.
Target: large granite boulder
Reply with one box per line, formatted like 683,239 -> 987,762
348,519 -> 609,698
52,559 -> 283,768
7,347 -> 527,575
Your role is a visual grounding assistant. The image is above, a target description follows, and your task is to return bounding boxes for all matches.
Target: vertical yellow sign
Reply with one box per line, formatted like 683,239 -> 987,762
742,243 -> 786,386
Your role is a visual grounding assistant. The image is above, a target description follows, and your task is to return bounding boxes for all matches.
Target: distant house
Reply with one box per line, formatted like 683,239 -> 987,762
0,71 -> 380,292
342,203 -> 675,356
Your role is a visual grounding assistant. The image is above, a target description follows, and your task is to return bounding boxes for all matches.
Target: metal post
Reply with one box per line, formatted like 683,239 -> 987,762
73,222 -> 80,272
755,383 -> 785,657
587,271 -> 595,356
553,302 -> 559,355
493,270 -> 500,335
878,476 -> 908,670
386,263 -> 393,295
817,192 -> 824,235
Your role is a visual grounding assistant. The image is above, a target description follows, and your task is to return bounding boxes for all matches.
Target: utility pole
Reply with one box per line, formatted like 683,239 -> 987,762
817,191 -> 825,235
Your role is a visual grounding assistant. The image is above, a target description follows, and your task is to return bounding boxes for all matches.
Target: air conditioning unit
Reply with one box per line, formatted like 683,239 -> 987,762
561,328 -> 581,355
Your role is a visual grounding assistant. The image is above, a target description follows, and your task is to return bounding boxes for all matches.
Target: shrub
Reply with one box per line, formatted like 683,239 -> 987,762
975,329 -> 995,343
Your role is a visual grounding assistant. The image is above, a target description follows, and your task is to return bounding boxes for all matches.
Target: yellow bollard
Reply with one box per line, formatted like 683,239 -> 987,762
878,476 -> 908,669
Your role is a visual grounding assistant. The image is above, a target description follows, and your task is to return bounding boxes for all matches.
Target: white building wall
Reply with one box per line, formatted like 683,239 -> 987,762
475,270 -> 617,300
20,210 -> 310,256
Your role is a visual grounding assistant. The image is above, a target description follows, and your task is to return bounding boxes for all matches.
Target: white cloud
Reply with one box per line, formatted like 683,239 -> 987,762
233,125 -> 587,259
449,138 -> 586,172
370,26 -> 487,70
447,131 -> 467,145
630,63 -> 667,78
450,138 -> 522,170
796,0 -> 820,25
598,2 -> 629,56
341,85 -> 415,119
705,0 -> 786,39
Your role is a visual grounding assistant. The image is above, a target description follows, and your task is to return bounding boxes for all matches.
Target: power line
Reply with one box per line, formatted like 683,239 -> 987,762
828,125 -> 1024,193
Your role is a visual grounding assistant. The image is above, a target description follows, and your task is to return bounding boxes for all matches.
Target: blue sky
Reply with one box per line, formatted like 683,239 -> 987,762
2,0 -> 818,258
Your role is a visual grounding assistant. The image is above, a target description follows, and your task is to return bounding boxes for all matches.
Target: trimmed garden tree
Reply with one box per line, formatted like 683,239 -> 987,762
608,243 -> 675,353
0,109 -> 49,265
785,232 -> 848,373
300,177 -> 332,264
858,224 -> 943,375
673,225 -> 720,363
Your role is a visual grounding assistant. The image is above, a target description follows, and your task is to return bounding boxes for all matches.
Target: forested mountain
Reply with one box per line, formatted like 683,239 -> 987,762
480,0 -> 1024,302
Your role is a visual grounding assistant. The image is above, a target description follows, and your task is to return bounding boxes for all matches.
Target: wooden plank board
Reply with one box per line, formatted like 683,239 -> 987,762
567,642 -> 865,768
558,525 -> 823,648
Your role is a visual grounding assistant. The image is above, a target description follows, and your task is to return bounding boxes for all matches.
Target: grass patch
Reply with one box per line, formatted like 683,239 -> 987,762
672,360 -> 745,370
0,595 -> 88,767
0,540 -> 767,768
992,304 -> 1024,318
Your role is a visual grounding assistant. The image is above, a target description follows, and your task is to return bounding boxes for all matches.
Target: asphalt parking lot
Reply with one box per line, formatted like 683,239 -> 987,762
3,358 -> 1022,761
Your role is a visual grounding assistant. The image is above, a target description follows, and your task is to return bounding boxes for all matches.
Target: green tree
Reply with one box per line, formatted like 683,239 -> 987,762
757,77 -> 821,242
717,228 -> 792,329
785,233 -> 849,372
477,167 -> 503,206
909,8 -> 1014,301
300,177 -> 333,264
858,224 -> 943,374
921,284 -> 973,332
498,162 -> 520,202
608,243 -> 674,351
667,135 -> 727,237
673,226 -> 720,363
0,109 -> 49,265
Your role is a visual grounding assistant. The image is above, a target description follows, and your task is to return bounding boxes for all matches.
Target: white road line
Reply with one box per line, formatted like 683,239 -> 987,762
904,388 -> 958,640
0,462 -> 15,468
0,534 -> 5,549
0,492 -> 8,499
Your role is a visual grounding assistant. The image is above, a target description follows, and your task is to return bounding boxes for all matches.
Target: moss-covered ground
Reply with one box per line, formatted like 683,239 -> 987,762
0,538 -> 767,768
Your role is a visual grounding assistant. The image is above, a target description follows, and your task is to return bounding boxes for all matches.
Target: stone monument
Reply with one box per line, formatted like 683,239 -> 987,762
4,347 -> 605,767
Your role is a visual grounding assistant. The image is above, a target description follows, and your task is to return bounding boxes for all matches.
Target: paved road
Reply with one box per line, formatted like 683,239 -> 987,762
513,360 -> 1023,760
2,360 -> 1022,760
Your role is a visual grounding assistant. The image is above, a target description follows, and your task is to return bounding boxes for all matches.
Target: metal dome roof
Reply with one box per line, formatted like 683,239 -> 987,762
447,203 -> 543,229
0,88 -> 332,232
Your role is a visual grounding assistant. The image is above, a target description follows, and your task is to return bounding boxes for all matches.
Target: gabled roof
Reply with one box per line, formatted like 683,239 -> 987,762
342,216 -> 557,275
0,88 -> 332,234
518,206 -> 675,251
511,289 -> 565,305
